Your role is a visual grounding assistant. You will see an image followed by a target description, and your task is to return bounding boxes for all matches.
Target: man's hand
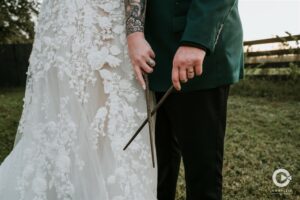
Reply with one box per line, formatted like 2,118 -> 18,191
127,32 -> 156,90
172,46 -> 206,91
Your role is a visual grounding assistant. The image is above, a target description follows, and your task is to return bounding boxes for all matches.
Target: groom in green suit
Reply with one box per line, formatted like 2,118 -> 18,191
125,0 -> 244,199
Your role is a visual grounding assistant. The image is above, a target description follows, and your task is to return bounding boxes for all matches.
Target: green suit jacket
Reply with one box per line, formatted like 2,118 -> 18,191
144,0 -> 244,92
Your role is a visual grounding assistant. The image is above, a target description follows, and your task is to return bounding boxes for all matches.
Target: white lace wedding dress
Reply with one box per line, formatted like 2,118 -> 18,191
0,0 -> 157,199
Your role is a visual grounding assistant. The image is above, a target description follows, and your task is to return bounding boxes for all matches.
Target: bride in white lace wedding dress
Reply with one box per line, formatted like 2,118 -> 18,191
0,0 -> 157,199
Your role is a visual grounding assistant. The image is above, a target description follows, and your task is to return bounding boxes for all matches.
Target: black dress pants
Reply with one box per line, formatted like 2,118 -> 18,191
155,84 -> 230,200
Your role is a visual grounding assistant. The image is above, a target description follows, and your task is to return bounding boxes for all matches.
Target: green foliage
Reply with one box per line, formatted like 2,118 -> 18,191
230,77 -> 300,102
0,0 -> 40,44
289,62 -> 299,81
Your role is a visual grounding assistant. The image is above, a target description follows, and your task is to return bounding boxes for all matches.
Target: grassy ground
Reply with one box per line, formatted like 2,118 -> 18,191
0,87 -> 24,162
0,78 -> 299,199
176,78 -> 300,200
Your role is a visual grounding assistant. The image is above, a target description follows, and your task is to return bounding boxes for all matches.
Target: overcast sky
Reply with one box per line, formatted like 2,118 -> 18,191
239,0 -> 300,40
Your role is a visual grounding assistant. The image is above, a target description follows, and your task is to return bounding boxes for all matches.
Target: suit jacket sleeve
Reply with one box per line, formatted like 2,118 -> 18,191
180,0 -> 238,55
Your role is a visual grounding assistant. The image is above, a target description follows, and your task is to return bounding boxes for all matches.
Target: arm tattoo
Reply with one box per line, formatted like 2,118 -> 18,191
124,0 -> 147,36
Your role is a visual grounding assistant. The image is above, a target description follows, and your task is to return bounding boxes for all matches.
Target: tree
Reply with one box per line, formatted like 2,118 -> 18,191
0,0 -> 40,44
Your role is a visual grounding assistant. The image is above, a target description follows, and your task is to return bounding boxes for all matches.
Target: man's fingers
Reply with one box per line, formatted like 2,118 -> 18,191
179,68 -> 188,83
194,62 -> 203,76
172,65 -> 181,91
187,67 -> 195,79
134,66 -> 146,90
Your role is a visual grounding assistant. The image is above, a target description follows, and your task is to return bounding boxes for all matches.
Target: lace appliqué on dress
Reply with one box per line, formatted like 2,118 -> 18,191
9,0 -> 156,200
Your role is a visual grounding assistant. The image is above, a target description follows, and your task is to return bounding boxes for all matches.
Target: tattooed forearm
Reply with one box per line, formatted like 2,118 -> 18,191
125,0 -> 147,36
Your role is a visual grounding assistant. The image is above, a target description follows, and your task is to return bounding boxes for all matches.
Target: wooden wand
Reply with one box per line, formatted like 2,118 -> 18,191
123,84 -> 175,157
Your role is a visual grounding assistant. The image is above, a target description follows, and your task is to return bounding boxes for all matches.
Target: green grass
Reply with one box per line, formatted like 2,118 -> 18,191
176,78 -> 300,200
0,79 -> 299,199
224,96 -> 299,200
0,87 -> 24,162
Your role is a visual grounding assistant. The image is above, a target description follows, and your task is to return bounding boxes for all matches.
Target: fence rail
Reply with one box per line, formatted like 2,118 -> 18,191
244,34 -> 300,76
246,55 -> 300,65
244,34 -> 300,46
245,48 -> 300,57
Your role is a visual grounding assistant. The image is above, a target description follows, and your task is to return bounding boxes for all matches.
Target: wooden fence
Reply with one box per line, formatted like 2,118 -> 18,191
244,34 -> 300,76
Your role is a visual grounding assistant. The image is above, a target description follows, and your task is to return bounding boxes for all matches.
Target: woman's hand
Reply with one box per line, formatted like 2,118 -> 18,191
127,32 -> 156,90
